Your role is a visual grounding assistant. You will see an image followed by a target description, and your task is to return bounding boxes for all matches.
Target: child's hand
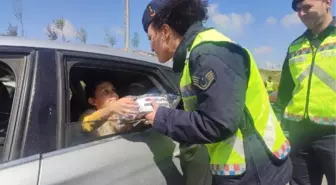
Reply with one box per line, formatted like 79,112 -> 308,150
107,96 -> 139,116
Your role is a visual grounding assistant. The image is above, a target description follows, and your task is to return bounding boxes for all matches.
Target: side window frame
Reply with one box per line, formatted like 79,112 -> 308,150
0,47 -> 35,163
159,67 -> 180,92
57,50 -> 180,149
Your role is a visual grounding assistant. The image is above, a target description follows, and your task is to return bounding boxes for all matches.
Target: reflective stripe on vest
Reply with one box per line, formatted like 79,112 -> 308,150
284,33 -> 336,125
180,28 -> 290,176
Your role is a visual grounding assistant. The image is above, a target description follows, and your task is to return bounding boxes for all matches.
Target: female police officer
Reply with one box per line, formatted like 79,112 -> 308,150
142,0 -> 292,184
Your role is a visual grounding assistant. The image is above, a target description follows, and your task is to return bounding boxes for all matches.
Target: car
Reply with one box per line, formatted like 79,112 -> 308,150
0,36 -> 210,185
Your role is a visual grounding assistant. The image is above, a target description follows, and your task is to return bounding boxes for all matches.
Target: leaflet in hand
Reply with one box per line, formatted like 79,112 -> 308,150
118,93 -> 180,122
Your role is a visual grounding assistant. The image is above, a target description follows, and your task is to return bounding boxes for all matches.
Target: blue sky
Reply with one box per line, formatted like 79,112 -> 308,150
1,0 -> 335,69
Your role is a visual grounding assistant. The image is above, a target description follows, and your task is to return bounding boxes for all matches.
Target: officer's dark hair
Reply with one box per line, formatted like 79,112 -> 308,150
151,0 -> 208,36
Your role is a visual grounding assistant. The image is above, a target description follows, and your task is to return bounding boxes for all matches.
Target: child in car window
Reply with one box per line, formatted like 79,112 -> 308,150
79,79 -> 139,136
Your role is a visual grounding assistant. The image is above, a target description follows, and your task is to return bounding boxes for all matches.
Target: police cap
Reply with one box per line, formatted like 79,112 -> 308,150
292,0 -> 303,11
142,0 -> 169,33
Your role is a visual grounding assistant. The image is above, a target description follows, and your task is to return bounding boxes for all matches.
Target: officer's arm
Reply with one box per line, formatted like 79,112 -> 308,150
276,53 -> 295,111
152,52 -> 247,144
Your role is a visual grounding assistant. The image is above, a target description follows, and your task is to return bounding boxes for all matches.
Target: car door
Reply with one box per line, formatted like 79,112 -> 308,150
0,155 -> 40,185
37,50 -> 185,185
39,129 -> 184,185
0,47 -> 40,185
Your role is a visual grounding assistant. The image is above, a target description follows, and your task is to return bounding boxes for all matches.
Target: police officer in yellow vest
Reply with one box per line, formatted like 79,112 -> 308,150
141,0 -> 292,184
265,76 -> 274,94
277,0 -> 335,184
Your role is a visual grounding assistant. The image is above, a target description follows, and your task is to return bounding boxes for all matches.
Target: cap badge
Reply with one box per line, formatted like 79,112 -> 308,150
148,6 -> 156,17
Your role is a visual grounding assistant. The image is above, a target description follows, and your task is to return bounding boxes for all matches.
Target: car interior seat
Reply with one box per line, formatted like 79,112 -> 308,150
126,82 -> 148,96
66,79 -> 90,147
123,78 -> 159,96
70,79 -> 88,122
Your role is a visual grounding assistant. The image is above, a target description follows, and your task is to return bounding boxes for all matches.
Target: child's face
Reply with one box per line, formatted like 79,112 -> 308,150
90,81 -> 119,109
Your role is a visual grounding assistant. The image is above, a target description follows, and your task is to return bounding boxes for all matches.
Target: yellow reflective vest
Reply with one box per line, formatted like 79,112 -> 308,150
284,31 -> 336,125
180,28 -> 290,176
265,80 -> 274,91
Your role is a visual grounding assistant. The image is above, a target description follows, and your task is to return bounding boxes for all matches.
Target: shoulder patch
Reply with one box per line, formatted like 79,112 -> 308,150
192,69 -> 216,91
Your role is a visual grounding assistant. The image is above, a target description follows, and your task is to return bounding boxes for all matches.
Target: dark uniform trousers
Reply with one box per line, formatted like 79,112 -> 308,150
288,120 -> 336,185
180,133 -> 293,185
179,144 -> 213,185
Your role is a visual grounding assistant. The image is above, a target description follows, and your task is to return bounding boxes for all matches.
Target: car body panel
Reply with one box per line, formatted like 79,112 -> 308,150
39,130 -> 184,185
0,36 -> 172,68
0,154 -> 40,185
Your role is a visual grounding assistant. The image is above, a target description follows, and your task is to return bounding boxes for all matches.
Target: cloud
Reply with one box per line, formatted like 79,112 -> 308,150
254,46 -> 273,54
111,26 -> 124,35
207,4 -> 255,35
266,16 -> 277,25
281,12 -> 301,28
49,19 -> 77,39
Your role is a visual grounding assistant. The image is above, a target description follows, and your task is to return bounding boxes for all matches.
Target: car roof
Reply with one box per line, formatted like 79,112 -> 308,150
0,36 -> 173,68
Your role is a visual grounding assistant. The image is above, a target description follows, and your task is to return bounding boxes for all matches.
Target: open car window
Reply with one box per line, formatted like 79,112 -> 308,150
64,60 -> 180,148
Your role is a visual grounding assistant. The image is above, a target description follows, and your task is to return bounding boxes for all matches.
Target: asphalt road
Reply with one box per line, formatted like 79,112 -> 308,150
286,176 -> 327,185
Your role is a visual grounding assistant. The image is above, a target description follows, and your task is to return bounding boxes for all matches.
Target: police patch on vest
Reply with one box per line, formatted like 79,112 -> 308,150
192,69 -> 216,91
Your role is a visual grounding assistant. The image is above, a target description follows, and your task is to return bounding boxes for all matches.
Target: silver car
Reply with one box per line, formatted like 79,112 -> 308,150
0,36 -> 210,185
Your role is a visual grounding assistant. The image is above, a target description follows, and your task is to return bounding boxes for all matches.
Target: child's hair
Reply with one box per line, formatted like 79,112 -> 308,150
85,78 -> 113,98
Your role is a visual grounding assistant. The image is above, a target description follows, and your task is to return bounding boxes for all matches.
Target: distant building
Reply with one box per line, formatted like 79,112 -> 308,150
264,62 -> 282,71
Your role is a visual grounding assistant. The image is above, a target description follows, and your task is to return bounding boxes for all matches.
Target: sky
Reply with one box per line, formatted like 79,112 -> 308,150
1,0 -> 335,69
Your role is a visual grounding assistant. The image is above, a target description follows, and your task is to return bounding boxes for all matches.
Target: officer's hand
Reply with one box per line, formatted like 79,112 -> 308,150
144,100 -> 159,125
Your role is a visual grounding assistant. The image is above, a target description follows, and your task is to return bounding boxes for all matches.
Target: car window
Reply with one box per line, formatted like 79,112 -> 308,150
62,57 -> 180,148
162,68 -> 180,88
0,60 -> 17,162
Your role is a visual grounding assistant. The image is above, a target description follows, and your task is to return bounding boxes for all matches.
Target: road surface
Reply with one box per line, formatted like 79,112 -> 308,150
287,176 -> 327,185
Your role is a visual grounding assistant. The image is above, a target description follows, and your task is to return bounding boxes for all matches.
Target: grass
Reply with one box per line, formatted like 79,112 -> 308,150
259,69 -> 282,91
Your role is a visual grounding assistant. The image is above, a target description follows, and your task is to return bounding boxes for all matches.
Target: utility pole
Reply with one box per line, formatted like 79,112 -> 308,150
124,0 -> 130,51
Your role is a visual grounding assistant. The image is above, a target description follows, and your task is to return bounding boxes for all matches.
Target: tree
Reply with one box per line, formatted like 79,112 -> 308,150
54,18 -> 66,42
131,32 -> 140,48
5,23 -> 18,36
77,26 -> 87,43
46,24 -> 58,40
104,30 -> 116,47
12,0 -> 24,36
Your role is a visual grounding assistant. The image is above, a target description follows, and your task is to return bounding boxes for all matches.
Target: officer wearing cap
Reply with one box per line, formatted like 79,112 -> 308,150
277,0 -> 335,184
141,0 -> 292,184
